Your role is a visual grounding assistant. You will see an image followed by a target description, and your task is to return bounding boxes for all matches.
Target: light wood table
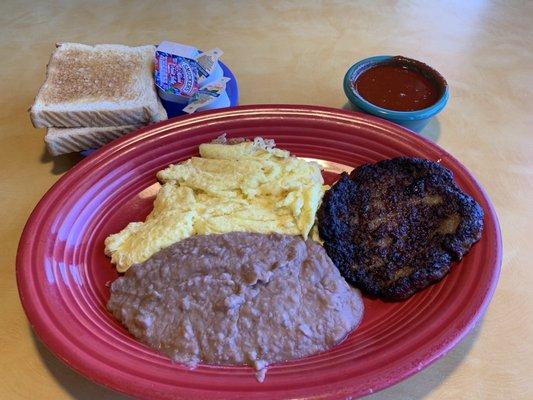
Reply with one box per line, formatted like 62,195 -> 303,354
1,1 -> 531,399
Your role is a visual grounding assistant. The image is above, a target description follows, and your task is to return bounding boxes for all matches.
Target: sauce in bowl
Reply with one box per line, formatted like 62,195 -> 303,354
353,56 -> 446,112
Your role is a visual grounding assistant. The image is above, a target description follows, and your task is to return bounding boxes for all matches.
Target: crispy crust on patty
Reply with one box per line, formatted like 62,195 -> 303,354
317,157 -> 484,300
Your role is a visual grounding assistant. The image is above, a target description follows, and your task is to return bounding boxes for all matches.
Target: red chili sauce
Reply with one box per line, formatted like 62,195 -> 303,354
354,56 -> 446,112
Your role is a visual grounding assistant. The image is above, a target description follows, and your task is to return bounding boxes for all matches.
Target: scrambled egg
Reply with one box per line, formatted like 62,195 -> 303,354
105,138 -> 326,272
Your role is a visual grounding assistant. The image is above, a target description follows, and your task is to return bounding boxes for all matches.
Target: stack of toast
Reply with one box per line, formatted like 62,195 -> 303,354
30,43 -> 167,155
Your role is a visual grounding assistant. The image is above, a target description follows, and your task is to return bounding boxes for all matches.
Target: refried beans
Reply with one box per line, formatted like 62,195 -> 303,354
108,232 -> 364,381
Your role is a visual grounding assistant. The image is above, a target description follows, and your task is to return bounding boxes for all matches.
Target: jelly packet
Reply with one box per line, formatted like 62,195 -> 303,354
182,77 -> 231,114
155,41 -> 226,105
154,42 -> 201,104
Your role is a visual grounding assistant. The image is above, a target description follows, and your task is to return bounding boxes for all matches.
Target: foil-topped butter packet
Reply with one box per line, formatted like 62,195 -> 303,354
196,48 -> 224,84
183,77 -> 231,114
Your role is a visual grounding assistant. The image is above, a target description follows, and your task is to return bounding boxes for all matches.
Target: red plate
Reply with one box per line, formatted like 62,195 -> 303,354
17,105 -> 502,399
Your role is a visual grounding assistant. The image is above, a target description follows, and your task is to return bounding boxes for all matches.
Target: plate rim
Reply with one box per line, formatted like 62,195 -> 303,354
17,104 -> 503,399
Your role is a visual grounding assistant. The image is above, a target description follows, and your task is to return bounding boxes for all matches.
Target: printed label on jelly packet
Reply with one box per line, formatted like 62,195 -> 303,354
183,77 -> 230,114
196,48 -> 223,83
154,51 -> 200,97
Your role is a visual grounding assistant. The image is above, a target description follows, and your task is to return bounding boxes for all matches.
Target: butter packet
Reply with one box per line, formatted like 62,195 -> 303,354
182,77 -> 231,114
196,48 -> 224,84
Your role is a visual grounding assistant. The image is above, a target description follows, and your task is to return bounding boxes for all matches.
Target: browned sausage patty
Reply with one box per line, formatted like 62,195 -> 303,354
317,157 -> 484,300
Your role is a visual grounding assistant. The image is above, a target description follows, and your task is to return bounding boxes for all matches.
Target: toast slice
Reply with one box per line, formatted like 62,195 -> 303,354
30,43 -> 167,128
152,98 -> 168,122
45,125 -> 143,155
44,98 -> 167,155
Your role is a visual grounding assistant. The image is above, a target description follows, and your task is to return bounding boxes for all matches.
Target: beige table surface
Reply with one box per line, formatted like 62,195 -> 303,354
1,1 -> 532,399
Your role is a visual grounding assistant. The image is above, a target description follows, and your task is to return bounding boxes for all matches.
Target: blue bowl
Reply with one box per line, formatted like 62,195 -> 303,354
344,55 -> 449,132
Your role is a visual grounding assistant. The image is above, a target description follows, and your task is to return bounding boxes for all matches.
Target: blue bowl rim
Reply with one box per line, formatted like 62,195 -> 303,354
343,55 -> 449,121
